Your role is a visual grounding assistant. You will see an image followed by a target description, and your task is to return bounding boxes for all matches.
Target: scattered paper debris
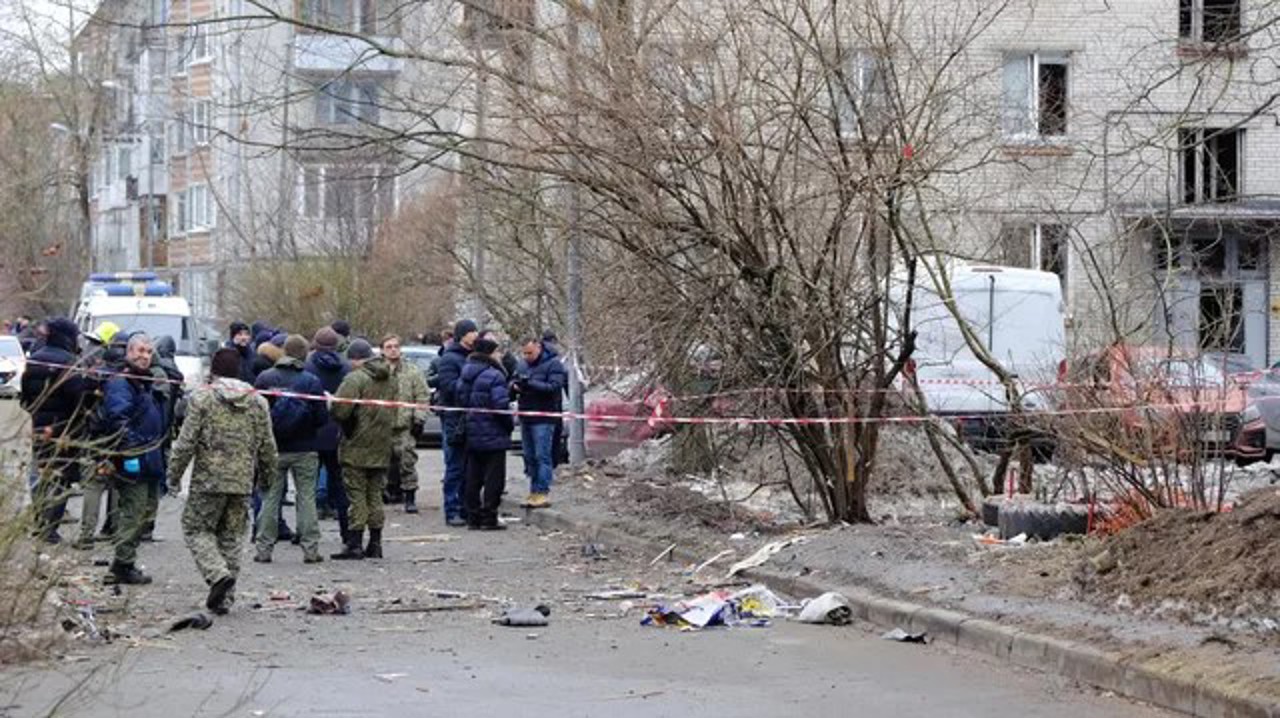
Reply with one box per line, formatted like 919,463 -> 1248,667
727,537 -> 808,577
796,593 -> 852,625
375,673 -> 408,683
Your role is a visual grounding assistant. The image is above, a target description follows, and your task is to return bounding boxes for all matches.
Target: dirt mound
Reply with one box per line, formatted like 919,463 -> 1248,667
1096,489 -> 1280,627
616,479 -> 788,535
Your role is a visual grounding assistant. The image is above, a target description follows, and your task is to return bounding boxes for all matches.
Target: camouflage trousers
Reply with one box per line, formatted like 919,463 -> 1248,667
111,477 -> 150,567
390,431 -> 419,492
182,492 -> 249,587
345,466 -> 386,533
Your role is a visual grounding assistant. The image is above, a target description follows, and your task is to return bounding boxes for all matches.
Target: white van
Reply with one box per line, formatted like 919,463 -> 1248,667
73,273 -> 213,387
892,262 -> 1067,452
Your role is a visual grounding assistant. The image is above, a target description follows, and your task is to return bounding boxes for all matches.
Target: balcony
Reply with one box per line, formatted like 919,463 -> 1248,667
292,34 -> 405,74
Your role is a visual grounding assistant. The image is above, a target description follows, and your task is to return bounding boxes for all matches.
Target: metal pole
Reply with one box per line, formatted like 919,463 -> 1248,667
565,3 -> 586,465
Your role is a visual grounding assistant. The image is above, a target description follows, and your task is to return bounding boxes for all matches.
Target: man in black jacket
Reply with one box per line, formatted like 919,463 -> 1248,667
254,335 -> 328,563
432,319 -> 477,527
515,337 -> 568,508
21,318 -> 94,543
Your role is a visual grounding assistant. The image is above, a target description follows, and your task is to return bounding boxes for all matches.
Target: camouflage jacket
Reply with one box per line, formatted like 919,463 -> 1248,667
331,357 -> 398,468
391,360 -> 429,431
166,377 -> 277,495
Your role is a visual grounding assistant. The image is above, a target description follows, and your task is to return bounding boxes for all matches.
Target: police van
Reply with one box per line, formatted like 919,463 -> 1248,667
73,272 -> 214,386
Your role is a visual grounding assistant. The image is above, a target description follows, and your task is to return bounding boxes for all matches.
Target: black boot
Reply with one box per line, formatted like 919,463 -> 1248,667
365,528 -> 383,559
206,575 -> 235,615
107,562 -> 152,585
403,490 -> 418,514
331,529 -> 364,560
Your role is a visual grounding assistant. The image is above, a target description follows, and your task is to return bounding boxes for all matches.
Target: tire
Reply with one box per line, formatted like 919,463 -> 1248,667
997,500 -> 1090,540
980,498 -> 1001,527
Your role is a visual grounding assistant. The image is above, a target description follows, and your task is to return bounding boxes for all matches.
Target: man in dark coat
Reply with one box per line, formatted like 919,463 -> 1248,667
141,335 -> 186,541
456,337 -> 513,531
226,322 -> 255,384
514,336 -> 568,508
432,319 -> 478,527
254,335 -> 328,563
21,317 -> 94,543
305,327 -> 351,536
98,333 -> 170,585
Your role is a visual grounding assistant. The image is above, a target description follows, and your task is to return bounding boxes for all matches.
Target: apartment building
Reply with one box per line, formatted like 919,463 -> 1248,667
77,0 -> 464,321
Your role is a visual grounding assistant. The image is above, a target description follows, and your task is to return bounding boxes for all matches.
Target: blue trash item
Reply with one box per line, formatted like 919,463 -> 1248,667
317,465 -> 328,499
123,457 -> 141,474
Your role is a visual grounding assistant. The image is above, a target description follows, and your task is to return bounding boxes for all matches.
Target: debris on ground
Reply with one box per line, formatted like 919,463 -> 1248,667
494,604 -> 551,627
693,550 -> 734,575
384,534 -> 457,544
374,673 -> 408,683
586,589 -> 648,600
267,590 -> 292,602
727,537 -> 808,577
648,543 -> 677,566
308,590 -> 351,615
581,543 -> 607,561
167,613 -> 212,632
641,585 -> 793,629
972,532 -> 1028,548
796,592 -> 853,625
882,627 -> 929,643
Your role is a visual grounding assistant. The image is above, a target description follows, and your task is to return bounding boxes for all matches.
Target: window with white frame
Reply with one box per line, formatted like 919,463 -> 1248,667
169,110 -> 189,155
117,146 -> 132,181
192,100 -> 213,145
313,79 -> 380,125
296,164 -> 396,222
188,184 -> 214,229
836,51 -> 888,138
170,190 -> 187,235
1000,222 -> 1070,296
172,28 -> 188,74
1001,53 -> 1069,139
1180,0 -> 1242,44
189,25 -> 211,65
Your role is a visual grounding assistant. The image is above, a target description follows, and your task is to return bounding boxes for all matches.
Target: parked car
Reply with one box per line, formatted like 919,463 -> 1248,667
585,373 -> 673,457
1062,345 -> 1262,462
0,336 -> 23,398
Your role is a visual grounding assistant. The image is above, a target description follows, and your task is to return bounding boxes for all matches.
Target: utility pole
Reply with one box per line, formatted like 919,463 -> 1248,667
564,2 -> 586,465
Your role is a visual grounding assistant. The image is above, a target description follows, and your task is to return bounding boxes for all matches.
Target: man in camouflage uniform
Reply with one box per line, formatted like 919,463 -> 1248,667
167,348 -> 277,614
329,339 -> 397,560
381,335 -> 429,514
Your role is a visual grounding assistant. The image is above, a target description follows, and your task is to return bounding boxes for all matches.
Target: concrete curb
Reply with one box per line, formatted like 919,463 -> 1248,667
523,507 -> 1279,718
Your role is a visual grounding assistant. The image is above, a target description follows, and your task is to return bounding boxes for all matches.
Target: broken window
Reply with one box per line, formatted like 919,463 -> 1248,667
1002,53 -> 1069,138
1199,284 -> 1244,352
1180,127 -> 1244,203
999,222 -> 1070,296
1180,0 -> 1242,44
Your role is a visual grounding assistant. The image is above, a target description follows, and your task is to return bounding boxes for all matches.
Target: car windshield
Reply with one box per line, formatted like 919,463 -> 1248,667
95,314 -> 196,354
0,338 -> 21,358
1143,358 -> 1226,385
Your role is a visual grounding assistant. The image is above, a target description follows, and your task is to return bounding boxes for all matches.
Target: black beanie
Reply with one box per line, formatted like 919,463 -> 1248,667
331,320 -> 352,338
229,321 -> 249,340
453,319 -> 478,340
473,337 -> 499,356
210,347 -> 242,379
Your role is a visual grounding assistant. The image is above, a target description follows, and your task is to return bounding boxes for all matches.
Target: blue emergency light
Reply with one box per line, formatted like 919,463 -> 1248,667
89,271 -> 159,283
99,281 -> 174,297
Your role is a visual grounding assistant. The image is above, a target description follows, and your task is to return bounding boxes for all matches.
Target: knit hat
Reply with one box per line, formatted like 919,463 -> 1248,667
453,319 -> 478,340
331,320 -> 352,338
313,326 -> 340,352
211,348 -> 241,379
269,331 -> 287,347
258,342 -> 284,364
229,321 -> 249,340
473,337 -> 499,356
45,317 -> 79,345
347,338 -> 374,361
283,334 -> 309,361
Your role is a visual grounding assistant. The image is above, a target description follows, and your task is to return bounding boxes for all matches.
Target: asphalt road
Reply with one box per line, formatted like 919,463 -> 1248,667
1,448 -> 1171,718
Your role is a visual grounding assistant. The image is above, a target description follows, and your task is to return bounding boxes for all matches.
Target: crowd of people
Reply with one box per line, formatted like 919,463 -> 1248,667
19,315 -> 568,615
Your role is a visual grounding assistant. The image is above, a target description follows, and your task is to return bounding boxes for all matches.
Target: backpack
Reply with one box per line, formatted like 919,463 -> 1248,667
270,394 -> 312,442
